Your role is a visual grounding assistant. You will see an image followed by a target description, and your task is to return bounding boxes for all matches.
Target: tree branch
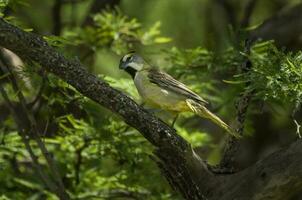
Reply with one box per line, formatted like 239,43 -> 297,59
0,18 -> 214,200
215,0 -> 236,28
250,3 -> 302,50
52,0 -> 63,35
0,83 -> 58,195
74,138 -> 90,185
0,49 -> 69,200
240,0 -> 258,28
220,2 -> 302,171
220,39 -> 253,170
1,17 -> 302,200
215,139 -> 302,200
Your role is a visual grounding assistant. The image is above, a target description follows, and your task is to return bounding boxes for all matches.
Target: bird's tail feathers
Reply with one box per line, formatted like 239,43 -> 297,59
186,99 -> 240,138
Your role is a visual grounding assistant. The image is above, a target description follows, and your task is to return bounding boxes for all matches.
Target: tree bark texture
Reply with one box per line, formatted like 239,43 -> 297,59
0,12 -> 302,199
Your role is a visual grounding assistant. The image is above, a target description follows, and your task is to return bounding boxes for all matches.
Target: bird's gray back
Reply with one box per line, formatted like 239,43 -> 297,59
147,69 -> 208,105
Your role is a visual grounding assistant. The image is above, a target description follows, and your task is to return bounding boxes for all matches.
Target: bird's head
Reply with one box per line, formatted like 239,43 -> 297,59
119,52 -> 145,78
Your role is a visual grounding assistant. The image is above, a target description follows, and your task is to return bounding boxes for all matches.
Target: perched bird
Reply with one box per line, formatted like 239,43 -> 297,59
119,52 -> 239,138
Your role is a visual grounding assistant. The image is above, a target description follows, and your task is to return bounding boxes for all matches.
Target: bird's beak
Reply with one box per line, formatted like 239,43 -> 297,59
119,61 -> 126,70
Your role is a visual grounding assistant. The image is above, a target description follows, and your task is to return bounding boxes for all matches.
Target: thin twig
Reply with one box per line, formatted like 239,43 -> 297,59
0,52 -> 70,200
291,102 -> 302,138
52,0 -> 63,35
293,119 -> 301,138
74,138 -> 90,185
0,85 -> 57,192
220,40 -> 254,169
28,72 -> 46,108
215,0 -> 236,28
217,0 -> 259,170
241,0 -> 258,28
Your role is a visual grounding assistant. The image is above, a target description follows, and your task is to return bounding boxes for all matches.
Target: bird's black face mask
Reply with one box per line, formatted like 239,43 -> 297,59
119,56 -> 137,79
124,67 -> 137,79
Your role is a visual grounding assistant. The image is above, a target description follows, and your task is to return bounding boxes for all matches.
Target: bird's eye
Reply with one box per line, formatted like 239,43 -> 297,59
126,56 -> 132,62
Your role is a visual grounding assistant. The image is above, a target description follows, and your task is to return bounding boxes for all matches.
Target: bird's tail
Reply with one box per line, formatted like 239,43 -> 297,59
186,99 -> 240,138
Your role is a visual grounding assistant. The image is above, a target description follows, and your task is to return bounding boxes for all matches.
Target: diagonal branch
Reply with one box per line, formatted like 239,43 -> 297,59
220,2 -> 302,171
0,18 -> 215,200
250,3 -> 302,50
216,139 -> 302,200
240,0 -> 258,28
1,16 -> 302,200
0,49 -> 70,200
0,85 -> 58,193
220,39 -> 253,170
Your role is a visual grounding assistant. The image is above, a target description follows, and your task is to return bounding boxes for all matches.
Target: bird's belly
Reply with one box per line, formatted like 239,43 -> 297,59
136,83 -> 189,112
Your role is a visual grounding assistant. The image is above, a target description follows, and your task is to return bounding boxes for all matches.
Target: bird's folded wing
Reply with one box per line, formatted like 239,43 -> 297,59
147,69 -> 208,105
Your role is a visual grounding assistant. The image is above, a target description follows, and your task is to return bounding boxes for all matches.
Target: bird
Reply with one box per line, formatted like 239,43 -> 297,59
119,52 -> 239,138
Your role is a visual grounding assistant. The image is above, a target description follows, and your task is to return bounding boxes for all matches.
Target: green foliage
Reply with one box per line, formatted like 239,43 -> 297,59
0,0 -> 8,9
163,46 -> 244,105
64,9 -> 171,55
1,1 -> 302,199
164,47 -> 213,73
248,41 -> 302,105
164,41 -> 302,107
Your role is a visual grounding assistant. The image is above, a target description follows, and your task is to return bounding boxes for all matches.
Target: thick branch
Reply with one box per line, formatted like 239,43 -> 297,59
240,0 -> 258,28
0,18 -> 214,200
215,0 -> 236,27
1,17 -> 302,200
0,50 -> 69,200
220,3 -> 302,170
213,139 -> 302,200
0,82 -> 58,196
0,17 -> 183,155
251,3 -> 302,50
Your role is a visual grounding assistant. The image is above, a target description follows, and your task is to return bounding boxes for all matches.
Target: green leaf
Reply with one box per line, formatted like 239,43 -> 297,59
223,79 -> 247,84
154,37 -> 172,43
43,35 -> 75,47
13,178 -> 43,190
23,28 -> 33,32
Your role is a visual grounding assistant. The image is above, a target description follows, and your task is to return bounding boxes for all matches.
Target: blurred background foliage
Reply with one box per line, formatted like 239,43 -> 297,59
0,0 -> 302,199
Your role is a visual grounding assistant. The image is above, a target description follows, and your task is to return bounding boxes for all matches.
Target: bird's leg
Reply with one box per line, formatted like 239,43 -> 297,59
171,114 -> 179,128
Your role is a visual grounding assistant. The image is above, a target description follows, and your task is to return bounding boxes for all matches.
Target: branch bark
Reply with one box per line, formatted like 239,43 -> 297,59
0,18 -> 302,200
52,0 -> 63,35
216,139 -> 302,200
250,3 -> 302,50
0,50 -> 69,200
0,18 -> 213,200
220,2 -> 302,171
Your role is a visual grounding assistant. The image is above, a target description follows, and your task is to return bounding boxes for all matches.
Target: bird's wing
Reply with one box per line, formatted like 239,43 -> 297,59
147,68 -> 208,105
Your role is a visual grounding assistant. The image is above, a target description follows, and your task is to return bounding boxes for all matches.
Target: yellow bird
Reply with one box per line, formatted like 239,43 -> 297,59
119,52 -> 239,138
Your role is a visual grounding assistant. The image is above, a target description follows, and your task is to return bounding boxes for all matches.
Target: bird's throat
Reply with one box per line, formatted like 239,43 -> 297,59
125,67 -> 137,79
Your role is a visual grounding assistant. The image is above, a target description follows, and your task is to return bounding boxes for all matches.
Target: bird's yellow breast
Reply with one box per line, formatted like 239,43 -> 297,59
134,71 -> 190,112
